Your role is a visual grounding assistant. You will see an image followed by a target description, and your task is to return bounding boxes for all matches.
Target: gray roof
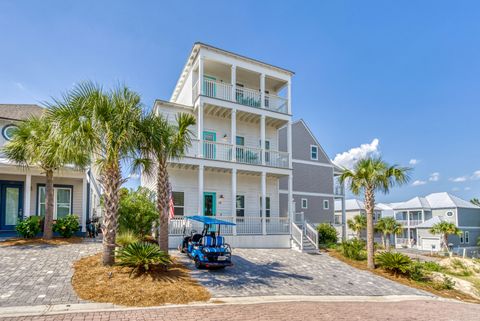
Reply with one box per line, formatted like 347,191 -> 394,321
0,104 -> 44,121
416,216 -> 444,228
334,199 -> 382,211
391,192 -> 480,211
393,196 -> 431,210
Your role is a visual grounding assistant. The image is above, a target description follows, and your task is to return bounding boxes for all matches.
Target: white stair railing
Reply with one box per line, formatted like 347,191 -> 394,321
304,220 -> 319,250
291,221 -> 303,251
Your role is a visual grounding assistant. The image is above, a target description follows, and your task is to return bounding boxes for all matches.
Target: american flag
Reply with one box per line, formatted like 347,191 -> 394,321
167,183 -> 175,220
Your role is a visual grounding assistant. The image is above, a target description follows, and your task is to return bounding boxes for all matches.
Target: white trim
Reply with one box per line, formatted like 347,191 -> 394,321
292,159 -> 334,168
458,226 -> 480,229
310,145 -> 318,161
323,200 -> 330,210
301,198 -> 308,209
279,189 -> 336,198
465,231 -> 470,244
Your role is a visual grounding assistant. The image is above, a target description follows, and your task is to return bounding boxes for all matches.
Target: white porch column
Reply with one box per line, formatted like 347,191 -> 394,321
231,64 -> 236,102
82,175 -> 88,232
287,173 -> 293,221
198,55 -> 204,95
341,196 -> 347,241
231,109 -> 236,161
197,103 -> 204,157
24,173 -> 31,217
287,121 -> 292,168
261,171 -> 267,235
260,73 -> 265,109
260,114 -> 266,165
231,168 -> 237,235
407,211 -> 411,247
198,165 -> 204,215
421,209 -> 424,223
287,79 -> 292,114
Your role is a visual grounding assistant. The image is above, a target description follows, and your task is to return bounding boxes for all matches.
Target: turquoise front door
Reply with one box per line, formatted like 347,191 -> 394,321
203,192 -> 216,217
0,182 -> 24,231
203,131 -> 216,159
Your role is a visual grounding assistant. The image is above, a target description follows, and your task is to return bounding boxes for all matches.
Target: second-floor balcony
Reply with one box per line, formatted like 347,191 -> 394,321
181,139 -> 289,169
193,77 -> 289,114
396,219 -> 422,227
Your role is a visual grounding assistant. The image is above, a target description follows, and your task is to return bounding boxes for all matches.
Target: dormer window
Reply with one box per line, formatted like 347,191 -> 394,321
310,145 -> 318,160
2,124 -> 18,141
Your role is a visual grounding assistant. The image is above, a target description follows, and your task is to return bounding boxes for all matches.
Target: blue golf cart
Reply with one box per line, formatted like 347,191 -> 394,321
179,215 -> 235,269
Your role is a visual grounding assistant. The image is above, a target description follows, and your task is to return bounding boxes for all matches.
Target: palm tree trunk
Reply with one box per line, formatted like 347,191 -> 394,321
386,233 -> 391,251
101,164 -> 121,266
156,158 -> 169,252
364,186 -> 375,269
381,234 -> 385,249
444,234 -> 449,252
43,170 -> 54,239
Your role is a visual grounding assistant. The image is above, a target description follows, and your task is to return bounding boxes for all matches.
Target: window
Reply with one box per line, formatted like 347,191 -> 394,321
172,192 -> 184,216
460,232 -> 464,244
310,145 -> 318,160
236,195 -> 245,217
2,124 -> 18,141
236,136 -> 245,161
323,200 -> 329,210
446,211 -> 454,217
334,214 -> 342,225
260,196 -> 270,217
259,140 -> 271,163
301,198 -> 308,209
37,186 -> 72,219
465,231 -> 470,244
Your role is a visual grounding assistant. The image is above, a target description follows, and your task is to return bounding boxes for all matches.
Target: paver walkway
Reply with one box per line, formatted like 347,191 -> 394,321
176,249 -> 430,297
0,241 -> 101,307
1,300 -> 478,321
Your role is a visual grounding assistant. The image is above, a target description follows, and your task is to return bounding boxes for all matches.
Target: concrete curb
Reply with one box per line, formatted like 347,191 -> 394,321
0,295 -> 455,317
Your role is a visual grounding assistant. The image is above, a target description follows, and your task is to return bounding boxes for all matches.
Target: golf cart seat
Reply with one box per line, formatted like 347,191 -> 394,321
191,233 -> 203,244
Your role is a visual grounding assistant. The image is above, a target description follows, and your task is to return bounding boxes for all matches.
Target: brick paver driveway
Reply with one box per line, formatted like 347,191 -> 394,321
176,249 -> 430,297
0,241 -> 101,307
1,300 -> 478,321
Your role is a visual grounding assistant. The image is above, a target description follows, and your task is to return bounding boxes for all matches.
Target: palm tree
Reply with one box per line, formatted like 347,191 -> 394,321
429,221 -> 461,252
138,112 -> 196,252
347,214 -> 366,239
3,115 -> 88,239
48,82 -> 143,265
470,198 -> 480,207
375,217 -> 403,251
340,157 -> 411,269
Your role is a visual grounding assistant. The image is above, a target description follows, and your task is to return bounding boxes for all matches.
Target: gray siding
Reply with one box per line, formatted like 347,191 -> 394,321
280,163 -> 333,194
457,207 -> 480,227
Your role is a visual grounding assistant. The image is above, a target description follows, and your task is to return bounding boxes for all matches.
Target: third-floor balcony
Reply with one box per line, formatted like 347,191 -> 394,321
193,77 -> 288,114
182,139 -> 289,169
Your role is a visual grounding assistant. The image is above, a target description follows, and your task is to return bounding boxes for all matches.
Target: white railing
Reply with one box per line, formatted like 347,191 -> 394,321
266,217 -> 290,234
395,219 -> 422,226
201,78 -> 233,101
236,86 -> 261,108
265,93 -> 288,113
304,221 -> 319,249
265,150 -> 289,168
334,185 -> 345,196
291,221 -> 303,250
203,141 -> 233,162
236,145 -> 262,165
235,216 -> 263,235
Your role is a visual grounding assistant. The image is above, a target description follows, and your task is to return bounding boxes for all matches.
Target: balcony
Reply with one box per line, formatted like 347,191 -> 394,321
193,77 -> 288,114
182,139 -> 289,169
396,219 -> 422,227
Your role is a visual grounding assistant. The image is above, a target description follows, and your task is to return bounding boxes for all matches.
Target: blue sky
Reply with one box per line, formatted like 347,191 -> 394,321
1,1 -> 479,202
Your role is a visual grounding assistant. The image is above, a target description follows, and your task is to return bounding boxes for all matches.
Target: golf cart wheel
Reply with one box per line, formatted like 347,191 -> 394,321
194,257 -> 202,269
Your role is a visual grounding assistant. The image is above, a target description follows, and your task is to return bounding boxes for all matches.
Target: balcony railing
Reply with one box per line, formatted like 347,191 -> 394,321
236,145 -> 262,165
265,150 -> 289,168
334,185 -> 345,196
169,216 -> 290,235
193,78 -> 288,114
396,219 -> 422,226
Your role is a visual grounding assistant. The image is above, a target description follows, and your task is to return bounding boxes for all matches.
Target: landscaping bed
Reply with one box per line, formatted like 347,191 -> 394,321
72,253 -> 211,307
0,237 -> 83,246
327,248 -> 480,304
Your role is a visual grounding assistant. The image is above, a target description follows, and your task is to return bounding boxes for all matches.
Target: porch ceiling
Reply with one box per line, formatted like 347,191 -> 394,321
203,104 -> 288,128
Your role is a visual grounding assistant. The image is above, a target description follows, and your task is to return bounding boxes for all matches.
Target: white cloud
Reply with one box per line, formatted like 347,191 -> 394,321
472,170 -> 480,180
452,187 -> 460,192
412,180 -> 426,186
429,172 -> 440,182
450,176 -> 468,183
128,173 -> 140,180
333,138 -> 380,169
409,159 -> 419,165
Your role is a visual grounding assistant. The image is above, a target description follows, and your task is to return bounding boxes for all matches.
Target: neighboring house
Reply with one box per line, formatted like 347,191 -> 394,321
0,104 -> 101,236
141,43 -> 295,248
334,199 -> 382,240
380,192 -> 480,251
278,120 -> 345,227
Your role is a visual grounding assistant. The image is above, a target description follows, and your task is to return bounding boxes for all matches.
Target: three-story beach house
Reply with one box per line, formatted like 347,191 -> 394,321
141,43 -> 295,248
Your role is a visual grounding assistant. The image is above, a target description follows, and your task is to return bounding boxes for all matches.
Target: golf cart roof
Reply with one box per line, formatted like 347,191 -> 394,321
187,215 -> 236,226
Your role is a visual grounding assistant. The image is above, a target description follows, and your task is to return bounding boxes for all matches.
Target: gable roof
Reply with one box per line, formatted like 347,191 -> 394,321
416,216 -> 444,228
393,197 -> 431,210
0,104 -> 44,121
334,199 -> 382,211
425,192 -> 480,209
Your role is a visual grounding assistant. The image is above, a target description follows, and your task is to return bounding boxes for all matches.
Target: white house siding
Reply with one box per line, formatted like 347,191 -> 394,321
168,167 -> 280,217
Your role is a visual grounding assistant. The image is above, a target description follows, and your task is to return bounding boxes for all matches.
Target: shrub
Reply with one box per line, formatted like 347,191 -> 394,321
422,261 -> 442,272
118,187 -> 158,237
316,223 -> 338,245
16,216 -> 42,238
375,251 -> 412,275
116,230 -> 140,247
340,239 -> 367,261
53,214 -> 80,238
408,262 -> 426,281
116,242 -> 172,274
434,275 -> 456,290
